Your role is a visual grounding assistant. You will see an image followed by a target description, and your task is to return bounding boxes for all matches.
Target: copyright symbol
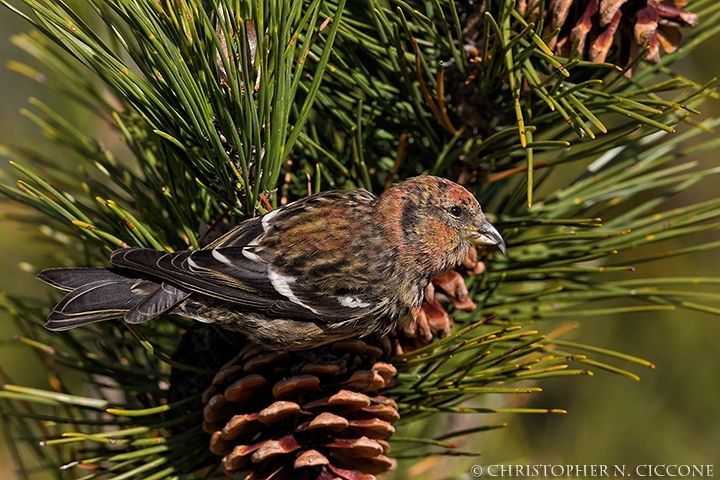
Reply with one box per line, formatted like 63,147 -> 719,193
471,465 -> 483,477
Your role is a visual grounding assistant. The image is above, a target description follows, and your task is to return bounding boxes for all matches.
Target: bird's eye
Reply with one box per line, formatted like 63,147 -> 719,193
449,205 -> 462,217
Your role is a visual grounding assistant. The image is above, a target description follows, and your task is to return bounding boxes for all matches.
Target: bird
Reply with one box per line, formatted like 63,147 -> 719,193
37,176 -> 505,350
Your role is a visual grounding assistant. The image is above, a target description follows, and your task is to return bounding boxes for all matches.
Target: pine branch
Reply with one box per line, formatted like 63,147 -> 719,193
1,0 -> 720,478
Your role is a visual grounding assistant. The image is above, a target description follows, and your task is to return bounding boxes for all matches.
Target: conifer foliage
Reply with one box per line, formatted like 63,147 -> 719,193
1,0 -> 720,478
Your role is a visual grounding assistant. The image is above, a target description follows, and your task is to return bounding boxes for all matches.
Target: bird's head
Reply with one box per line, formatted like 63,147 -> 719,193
375,176 -> 505,277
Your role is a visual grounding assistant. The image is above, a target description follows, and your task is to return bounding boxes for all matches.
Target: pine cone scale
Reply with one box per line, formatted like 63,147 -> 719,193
294,450 -> 330,468
634,5 -> 659,47
202,338 -> 399,479
600,0 -> 629,26
538,0 -> 700,68
223,413 -> 261,441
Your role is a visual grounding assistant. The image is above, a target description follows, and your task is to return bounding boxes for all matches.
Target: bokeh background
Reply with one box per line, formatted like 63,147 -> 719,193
1,4 -> 719,479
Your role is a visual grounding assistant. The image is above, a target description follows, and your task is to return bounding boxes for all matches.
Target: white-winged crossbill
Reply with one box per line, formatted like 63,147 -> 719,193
38,176 -> 505,350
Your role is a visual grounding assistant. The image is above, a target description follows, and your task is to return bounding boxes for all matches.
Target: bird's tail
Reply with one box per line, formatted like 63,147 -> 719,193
37,268 -> 190,331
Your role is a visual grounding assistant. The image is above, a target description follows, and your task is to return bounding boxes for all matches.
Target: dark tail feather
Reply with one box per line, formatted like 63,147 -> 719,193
37,268 -> 140,292
37,268 -> 188,331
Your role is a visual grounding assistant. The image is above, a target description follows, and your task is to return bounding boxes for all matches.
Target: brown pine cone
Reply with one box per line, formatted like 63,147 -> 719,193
202,338 -> 398,480
540,0 -> 699,66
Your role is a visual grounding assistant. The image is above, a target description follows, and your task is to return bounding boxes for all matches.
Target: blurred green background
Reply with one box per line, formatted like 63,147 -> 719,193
1,6 -> 719,480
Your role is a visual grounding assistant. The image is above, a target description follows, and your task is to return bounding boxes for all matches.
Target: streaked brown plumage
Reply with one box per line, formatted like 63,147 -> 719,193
37,176 -> 505,350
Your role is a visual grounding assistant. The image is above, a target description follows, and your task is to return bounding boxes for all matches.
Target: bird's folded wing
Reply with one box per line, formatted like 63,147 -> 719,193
110,246 -> 381,323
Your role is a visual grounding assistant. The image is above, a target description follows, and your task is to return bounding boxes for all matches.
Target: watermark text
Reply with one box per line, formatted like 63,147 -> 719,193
470,464 -> 714,477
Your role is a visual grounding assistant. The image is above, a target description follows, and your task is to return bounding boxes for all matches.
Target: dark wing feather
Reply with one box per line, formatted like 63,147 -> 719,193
203,215 -> 265,249
123,282 -> 192,324
110,248 -> 273,308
